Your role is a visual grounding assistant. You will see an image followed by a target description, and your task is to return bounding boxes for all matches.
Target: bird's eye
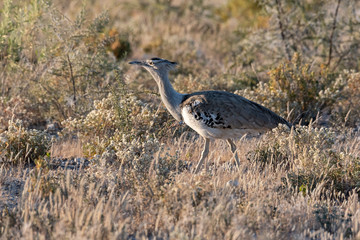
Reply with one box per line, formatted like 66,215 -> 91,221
149,61 -> 154,66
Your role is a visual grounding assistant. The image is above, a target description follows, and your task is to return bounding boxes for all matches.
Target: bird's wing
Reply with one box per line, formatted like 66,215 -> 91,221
180,91 -> 289,131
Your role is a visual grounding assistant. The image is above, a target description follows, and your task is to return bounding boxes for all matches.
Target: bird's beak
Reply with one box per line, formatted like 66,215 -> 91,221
128,60 -> 142,65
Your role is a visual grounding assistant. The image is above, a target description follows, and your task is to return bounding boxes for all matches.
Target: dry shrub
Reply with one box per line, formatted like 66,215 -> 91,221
239,53 -> 346,125
0,97 -> 44,130
60,88 -> 188,194
0,119 -> 51,165
60,67 -> 190,158
0,0 -> 125,124
215,0 -> 268,28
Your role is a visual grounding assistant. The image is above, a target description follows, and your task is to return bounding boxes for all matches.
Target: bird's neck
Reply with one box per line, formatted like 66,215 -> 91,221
151,71 -> 184,121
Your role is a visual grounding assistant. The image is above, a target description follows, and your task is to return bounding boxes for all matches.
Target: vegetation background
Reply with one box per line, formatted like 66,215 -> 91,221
0,0 -> 360,239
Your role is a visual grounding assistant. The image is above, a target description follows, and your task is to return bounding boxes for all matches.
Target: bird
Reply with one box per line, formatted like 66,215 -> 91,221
129,57 -> 291,173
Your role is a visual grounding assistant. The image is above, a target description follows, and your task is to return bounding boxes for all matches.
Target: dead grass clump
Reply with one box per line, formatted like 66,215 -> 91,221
333,71 -> 360,127
250,123 -> 360,195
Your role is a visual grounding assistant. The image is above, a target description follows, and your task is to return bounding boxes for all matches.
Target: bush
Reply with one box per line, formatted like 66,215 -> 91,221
0,0 -> 127,126
0,119 -> 51,164
0,96 -> 44,130
232,0 -> 360,71
61,75 -> 189,157
239,53 -> 346,124
215,0 -> 268,28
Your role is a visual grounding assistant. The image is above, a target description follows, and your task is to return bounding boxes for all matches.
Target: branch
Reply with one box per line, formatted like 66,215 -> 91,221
67,54 -> 76,104
332,44 -> 355,71
275,0 -> 291,60
326,0 -> 342,67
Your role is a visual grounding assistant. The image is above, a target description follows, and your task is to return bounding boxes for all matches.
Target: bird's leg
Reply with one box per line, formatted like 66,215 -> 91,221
226,139 -> 240,168
194,138 -> 210,174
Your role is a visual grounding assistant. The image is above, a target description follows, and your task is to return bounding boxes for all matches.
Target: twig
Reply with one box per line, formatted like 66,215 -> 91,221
275,0 -> 291,60
326,0 -> 342,67
332,44 -> 355,71
67,54 -> 76,104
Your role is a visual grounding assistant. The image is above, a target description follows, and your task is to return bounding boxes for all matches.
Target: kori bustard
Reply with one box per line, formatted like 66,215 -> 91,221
129,58 -> 291,173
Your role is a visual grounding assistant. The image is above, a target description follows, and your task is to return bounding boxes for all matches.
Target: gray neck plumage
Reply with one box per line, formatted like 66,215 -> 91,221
149,70 -> 184,121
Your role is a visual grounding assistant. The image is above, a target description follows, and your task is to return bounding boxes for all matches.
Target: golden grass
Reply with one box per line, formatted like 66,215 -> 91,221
50,139 -> 84,159
1,0 -> 360,239
1,131 -> 359,239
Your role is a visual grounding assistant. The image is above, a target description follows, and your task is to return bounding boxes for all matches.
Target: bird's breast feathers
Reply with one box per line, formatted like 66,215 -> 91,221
180,97 -> 244,139
181,104 -> 262,139
182,99 -> 232,130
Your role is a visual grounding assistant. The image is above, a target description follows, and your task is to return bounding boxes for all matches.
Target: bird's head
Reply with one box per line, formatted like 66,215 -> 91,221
128,57 -> 178,75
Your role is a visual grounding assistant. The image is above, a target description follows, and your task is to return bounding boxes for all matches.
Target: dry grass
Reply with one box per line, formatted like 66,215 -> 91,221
0,132 -> 359,239
1,0 -> 360,239
50,139 -> 84,159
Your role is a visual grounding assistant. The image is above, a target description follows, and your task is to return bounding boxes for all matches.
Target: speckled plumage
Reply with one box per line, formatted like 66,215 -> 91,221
129,58 -> 291,173
180,91 -> 290,139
